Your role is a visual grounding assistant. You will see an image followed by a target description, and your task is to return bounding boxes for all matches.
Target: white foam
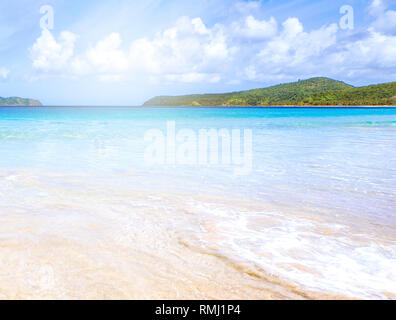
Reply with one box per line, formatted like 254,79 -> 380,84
189,200 -> 396,299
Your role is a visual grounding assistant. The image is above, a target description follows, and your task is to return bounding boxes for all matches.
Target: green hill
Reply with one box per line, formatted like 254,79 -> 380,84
143,77 -> 396,107
0,96 -> 42,107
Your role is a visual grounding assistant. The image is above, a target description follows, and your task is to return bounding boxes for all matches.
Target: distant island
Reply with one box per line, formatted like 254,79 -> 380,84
0,96 -> 42,107
143,77 -> 396,107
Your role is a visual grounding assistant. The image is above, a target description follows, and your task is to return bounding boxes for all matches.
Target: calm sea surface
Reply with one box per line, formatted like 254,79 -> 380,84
0,107 -> 395,299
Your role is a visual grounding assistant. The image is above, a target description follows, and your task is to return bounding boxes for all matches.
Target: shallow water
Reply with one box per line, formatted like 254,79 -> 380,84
0,107 -> 395,299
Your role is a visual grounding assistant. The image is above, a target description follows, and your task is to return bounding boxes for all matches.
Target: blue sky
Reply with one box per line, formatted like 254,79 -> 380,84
0,0 -> 395,105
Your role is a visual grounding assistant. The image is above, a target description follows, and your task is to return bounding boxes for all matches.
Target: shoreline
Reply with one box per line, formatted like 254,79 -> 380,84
0,167 -> 393,299
0,168 -> 376,299
1,105 -> 396,109
141,105 -> 396,108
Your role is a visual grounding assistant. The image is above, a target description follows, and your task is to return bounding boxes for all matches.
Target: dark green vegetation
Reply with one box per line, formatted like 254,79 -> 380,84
143,77 -> 396,107
0,96 -> 42,107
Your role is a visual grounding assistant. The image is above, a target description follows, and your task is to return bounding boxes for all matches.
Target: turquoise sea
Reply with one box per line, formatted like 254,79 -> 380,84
0,107 -> 395,299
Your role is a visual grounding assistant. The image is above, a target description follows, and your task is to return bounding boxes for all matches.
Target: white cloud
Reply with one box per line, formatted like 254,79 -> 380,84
30,17 -> 234,83
245,19 -> 338,80
231,16 -> 278,40
371,9 -> 396,35
331,31 -> 396,72
28,1 -> 396,85
31,30 -> 129,78
282,18 -> 304,38
30,29 -> 77,73
368,0 -> 387,16
128,16 -> 234,82
368,0 -> 396,35
0,67 -> 9,80
85,33 -> 129,73
233,1 -> 261,14
68,32 -> 130,79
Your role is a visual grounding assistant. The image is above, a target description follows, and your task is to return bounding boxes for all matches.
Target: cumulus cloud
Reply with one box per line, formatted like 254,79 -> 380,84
331,31 -> 396,74
28,1 -> 396,84
68,32 -> 130,81
231,16 -> 277,40
129,16 -> 233,82
30,17 -> 233,83
368,0 -> 396,35
30,29 -> 77,73
371,9 -> 396,35
86,33 -> 129,73
243,19 -> 338,80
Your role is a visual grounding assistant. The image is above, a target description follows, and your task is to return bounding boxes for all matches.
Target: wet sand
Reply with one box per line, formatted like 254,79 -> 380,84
0,170 -> 394,300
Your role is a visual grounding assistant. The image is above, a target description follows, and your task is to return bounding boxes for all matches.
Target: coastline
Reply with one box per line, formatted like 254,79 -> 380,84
0,168 -> 375,299
142,78 -> 396,108
1,105 -> 395,108
140,105 -> 396,108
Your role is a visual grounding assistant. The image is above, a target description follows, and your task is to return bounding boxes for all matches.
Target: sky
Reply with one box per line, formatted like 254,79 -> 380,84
0,0 -> 395,106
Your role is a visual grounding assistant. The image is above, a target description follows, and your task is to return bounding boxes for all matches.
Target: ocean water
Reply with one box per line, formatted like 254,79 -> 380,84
0,107 -> 395,299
